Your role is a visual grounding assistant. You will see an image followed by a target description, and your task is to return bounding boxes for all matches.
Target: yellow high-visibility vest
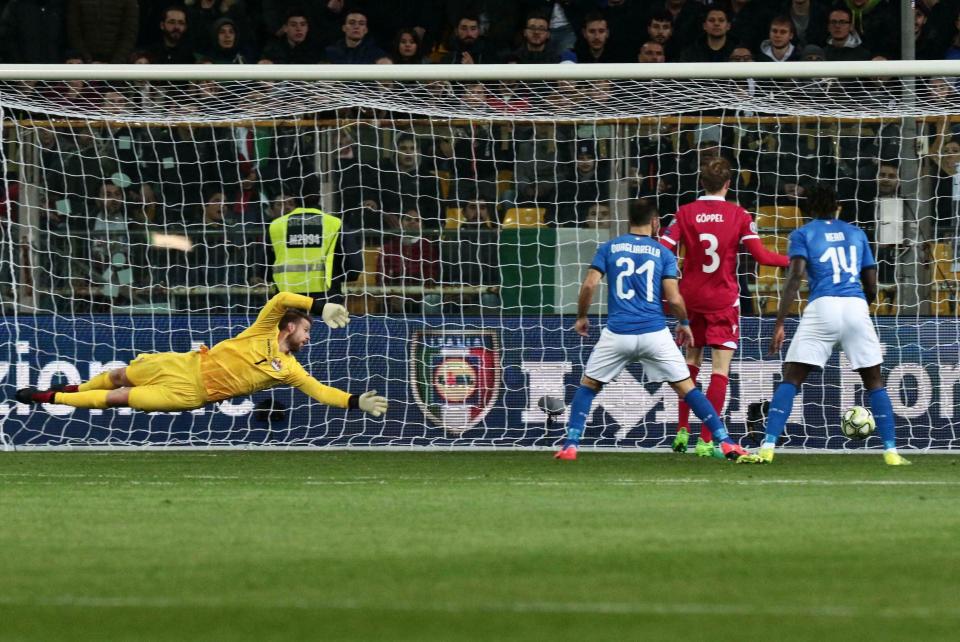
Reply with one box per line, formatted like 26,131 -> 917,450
269,208 -> 342,294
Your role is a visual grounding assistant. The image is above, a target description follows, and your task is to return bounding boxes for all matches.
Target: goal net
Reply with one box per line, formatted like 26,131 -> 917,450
0,63 -> 958,450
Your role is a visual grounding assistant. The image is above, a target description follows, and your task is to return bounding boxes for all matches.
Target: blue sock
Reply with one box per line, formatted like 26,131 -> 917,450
564,386 -> 597,448
868,387 -> 897,450
684,388 -> 731,443
764,383 -> 797,446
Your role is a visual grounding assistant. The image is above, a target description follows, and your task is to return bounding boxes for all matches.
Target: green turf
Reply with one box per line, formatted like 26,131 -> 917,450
1,452 -> 958,641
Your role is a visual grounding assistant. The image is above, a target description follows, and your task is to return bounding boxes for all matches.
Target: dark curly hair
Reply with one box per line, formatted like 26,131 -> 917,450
802,183 -> 838,219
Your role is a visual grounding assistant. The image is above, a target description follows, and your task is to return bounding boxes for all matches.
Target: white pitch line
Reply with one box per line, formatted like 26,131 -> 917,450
0,595 -> 956,620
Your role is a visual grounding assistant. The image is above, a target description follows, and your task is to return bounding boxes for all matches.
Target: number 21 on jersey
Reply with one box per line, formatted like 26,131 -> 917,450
615,256 -> 655,301
820,245 -> 859,283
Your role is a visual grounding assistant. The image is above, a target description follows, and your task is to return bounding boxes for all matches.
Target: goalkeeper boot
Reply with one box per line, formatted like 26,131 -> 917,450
694,439 -> 715,458
672,428 -> 690,453
884,451 -> 912,466
758,446 -> 775,463
554,446 -> 578,461
15,388 -> 57,404
720,441 -> 764,463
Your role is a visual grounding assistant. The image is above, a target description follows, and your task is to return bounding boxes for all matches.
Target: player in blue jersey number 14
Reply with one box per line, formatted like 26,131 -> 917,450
760,184 -> 910,466
554,200 -> 761,463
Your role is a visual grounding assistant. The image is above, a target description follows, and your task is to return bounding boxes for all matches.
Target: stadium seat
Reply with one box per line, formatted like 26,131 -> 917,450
436,171 -> 451,200
502,207 -> 545,228
761,234 -> 790,255
445,207 -> 463,229
496,169 -> 514,200
930,242 -> 958,315
755,205 -> 803,230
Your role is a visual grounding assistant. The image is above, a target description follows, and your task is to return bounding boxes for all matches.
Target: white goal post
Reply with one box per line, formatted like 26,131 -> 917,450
0,61 -> 958,451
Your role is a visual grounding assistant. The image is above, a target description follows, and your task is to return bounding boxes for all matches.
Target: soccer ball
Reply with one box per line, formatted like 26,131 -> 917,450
841,406 -> 876,439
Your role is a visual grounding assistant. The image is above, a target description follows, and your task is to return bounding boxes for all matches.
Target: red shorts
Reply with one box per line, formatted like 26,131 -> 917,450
689,306 -> 740,350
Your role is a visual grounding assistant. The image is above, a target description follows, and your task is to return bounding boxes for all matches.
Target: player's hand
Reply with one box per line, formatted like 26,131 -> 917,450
574,317 -> 589,337
676,324 -> 694,348
358,390 -> 388,417
461,51 -> 475,64
321,303 -> 350,329
768,322 -> 785,356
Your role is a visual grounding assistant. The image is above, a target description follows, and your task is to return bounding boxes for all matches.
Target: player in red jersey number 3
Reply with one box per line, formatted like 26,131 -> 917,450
660,157 -> 789,457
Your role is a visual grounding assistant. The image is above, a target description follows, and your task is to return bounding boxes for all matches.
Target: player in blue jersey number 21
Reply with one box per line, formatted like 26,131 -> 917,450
760,184 -> 910,466
554,200 -> 761,463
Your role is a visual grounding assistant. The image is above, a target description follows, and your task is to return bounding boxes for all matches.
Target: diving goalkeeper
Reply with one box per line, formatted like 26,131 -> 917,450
15,293 -> 388,417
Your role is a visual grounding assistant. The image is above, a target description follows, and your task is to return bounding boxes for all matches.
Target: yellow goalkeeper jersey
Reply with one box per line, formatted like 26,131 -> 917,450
199,292 -> 351,408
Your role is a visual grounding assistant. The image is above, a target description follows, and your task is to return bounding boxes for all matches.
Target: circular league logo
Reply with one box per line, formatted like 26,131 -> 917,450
432,358 -> 478,403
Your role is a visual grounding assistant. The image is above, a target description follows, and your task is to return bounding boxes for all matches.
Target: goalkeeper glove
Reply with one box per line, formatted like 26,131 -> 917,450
321,303 -> 349,329
357,390 -> 388,417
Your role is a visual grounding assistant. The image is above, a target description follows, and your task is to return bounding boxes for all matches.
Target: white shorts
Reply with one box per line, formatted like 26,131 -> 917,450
584,327 -> 690,384
785,296 -> 883,370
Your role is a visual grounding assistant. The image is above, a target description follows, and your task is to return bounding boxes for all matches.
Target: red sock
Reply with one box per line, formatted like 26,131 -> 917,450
678,364 -> 700,430
62,384 -> 79,393
702,373 -> 729,442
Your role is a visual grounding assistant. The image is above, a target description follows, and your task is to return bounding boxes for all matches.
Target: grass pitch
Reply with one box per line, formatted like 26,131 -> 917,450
1,452 -> 958,641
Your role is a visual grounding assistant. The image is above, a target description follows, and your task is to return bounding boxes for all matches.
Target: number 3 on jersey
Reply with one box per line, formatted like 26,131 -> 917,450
699,233 -> 719,273
820,245 -> 859,284
615,256 -> 655,301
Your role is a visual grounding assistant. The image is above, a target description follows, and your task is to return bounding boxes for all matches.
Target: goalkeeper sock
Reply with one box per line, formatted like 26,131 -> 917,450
683,388 -> 731,443
868,387 -> 897,450
702,372 -> 728,442
764,383 -> 797,446
564,385 -> 598,448
54,390 -> 110,409
78,371 -> 116,392
678,364 -> 699,430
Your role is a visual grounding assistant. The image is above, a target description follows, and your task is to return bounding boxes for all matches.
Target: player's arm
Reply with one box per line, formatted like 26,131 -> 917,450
861,266 -> 878,304
659,221 -> 681,254
243,292 -> 349,337
770,257 -> 807,354
287,365 -> 388,416
740,211 -> 789,267
574,267 -> 603,337
743,237 -> 790,268
662,276 -> 693,347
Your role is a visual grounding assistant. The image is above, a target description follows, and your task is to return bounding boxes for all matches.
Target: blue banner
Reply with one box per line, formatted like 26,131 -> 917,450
1,315 -> 958,449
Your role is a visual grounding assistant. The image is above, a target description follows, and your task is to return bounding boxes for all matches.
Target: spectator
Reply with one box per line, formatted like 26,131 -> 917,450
440,13 -> 499,64
584,201 -> 612,229
379,208 -> 439,286
390,28 -> 425,64
460,197 -> 496,228
185,0 -> 252,53
324,9 -> 387,64
67,0 -> 139,63
780,0 -> 828,47
538,0 -> 582,57
845,0 -> 900,59
0,0 -> 65,63
726,0 -> 771,48
927,117 -> 960,243
645,10 -> 679,61
202,16 -> 254,63
381,134 -> 442,228
603,0 -> 647,62
824,6 -> 871,61
914,5 -> 941,60
91,177 -> 129,231
511,10 -> 563,64
637,40 -> 666,63
800,42 -> 825,61
757,15 -> 800,62
944,7 -> 960,59
659,0 -> 706,44
729,44 -> 754,62
148,5 -> 196,63
680,7 -> 736,63
573,12 -> 616,63
555,140 -> 610,227
260,8 -> 321,63
265,194 -> 296,222
201,189 -> 229,226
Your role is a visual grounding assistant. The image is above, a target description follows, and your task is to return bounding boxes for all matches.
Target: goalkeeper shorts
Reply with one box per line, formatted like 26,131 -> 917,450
125,351 -> 209,411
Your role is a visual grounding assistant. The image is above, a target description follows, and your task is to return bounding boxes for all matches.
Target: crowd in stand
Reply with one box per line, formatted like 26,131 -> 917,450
7,0 -> 960,311
0,1 -> 955,67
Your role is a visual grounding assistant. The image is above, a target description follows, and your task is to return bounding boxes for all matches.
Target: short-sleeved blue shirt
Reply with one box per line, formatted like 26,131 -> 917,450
788,219 -> 876,302
590,234 -> 679,335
